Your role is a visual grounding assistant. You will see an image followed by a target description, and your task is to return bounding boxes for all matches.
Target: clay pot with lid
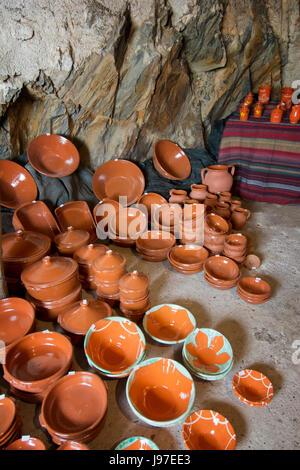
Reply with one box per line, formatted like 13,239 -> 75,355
119,271 -> 150,301
21,256 -> 80,302
231,208 -> 251,230
201,165 -> 235,194
91,249 -> 127,284
54,227 -> 90,257
73,243 -> 108,289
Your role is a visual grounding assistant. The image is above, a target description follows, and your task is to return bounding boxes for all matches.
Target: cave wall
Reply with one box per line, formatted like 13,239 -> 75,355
0,0 -> 299,169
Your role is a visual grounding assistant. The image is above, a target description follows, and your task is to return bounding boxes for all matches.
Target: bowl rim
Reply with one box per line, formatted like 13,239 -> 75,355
232,368 -> 274,407
114,435 -> 160,450
153,140 -> 191,180
0,160 -> 38,209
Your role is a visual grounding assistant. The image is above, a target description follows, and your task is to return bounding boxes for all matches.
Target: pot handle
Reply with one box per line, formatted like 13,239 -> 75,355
201,168 -> 208,184
244,209 -> 251,220
228,165 -> 235,176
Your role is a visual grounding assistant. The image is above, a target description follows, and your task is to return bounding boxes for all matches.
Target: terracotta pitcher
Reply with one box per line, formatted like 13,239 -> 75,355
231,207 -> 251,230
201,165 -> 235,194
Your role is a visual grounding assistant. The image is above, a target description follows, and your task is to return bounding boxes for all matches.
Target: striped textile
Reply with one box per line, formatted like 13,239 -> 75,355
218,102 -> 300,204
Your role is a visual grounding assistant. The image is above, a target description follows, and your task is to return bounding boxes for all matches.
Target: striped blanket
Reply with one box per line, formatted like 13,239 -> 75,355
218,102 -> 300,204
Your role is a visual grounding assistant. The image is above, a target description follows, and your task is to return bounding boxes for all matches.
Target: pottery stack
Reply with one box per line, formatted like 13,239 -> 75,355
73,243 -> 108,290
203,255 -> 240,290
108,207 -> 148,247
119,271 -> 150,322
223,233 -> 247,265
203,213 -> 230,254
189,184 -> 207,202
91,249 -> 127,305
0,396 -> 22,449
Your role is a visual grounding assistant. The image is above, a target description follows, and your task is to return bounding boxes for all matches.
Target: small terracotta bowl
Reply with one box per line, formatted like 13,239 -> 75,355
204,255 -> 240,282
57,440 -> 90,450
238,277 -> 271,297
205,213 -> 229,234
169,245 -> 209,269
136,230 -> 176,255
232,369 -> 274,407
143,304 -> 196,344
109,207 -> 147,239
137,192 -> 168,219
5,436 -> 46,450
84,317 -> 146,378
126,357 -> 195,427
182,410 -> 236,450
0,297 -> 35,347
153,140 -> 191,180
224,233 -> 247,251
0,160 -> 38,209
0,396 -> 17,437
115,436 -> 159,450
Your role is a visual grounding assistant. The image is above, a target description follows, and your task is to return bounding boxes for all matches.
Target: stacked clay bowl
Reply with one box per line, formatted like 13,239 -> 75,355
39,371 -> 107,445
115,436 -> 159,450
0,298 -> 35,353
84,317 -> 146,378
182,328 -> 233,381
57,298 -> 112,345
168,244 -> 209,274
5,436 -> 46,450
223,233 -> 247,264
0,396 -> 22,449
21,256 -> 81,321
92,249 -> 127,302
119,271 -> 150,322
203,255 -> 240,290
54,226 -> 90,257
143,304 -> 196,345
73,243 -> 108,290
180,203 -> 205,245
137,192 -> 168,223
204,213 -> 229,254
126,357 -> 195,427
108,206 -> 148,247
2,331 -> 73,403
152,203 -> 182,235
237,277 -> 271,304
136,230 -> 176,261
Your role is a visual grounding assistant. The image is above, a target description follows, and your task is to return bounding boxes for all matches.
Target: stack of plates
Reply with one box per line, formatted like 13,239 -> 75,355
203,255 -> 240,290
168,244 -> 209,274
237,277 -> 271,304
0,396 -> 22,449
136,230 -> 176,262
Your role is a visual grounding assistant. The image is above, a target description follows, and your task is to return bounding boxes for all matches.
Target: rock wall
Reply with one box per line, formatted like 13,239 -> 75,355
0,0 -> 298,168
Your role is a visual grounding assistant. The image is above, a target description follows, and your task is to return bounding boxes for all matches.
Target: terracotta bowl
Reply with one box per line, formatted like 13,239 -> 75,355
153,140 -> 191,180
232,369 -> 274,407
137,192 -> 168,221
203,256 -> 240,282
153,203 -> 182,230
92,159 -> 145,206
115,436 -> 159,450
93,198 -> 121,234
0,160 -> 38,209
0,297 -> 35,347
126,357 -> 195,427
12,200 -> 61,241
205,213 -> 229,234
119,293 -> 150,312
182,410 -> 236,450
238,277 -> 271,297
84,317 -> 146,378
143,304 -> 196,344
40,371 -> 107,439
27,134 -> 80,177
57,440 -> 90,450
3,331 -> 73,393
169,244 -> 209,268
204,273 -> 239,290
55,201 -> 97,243
55,227 -> 90,256
109,207 -> 148,239
136,230 -> 176,254
0,396 -> 17,437
5,436 -> 46,450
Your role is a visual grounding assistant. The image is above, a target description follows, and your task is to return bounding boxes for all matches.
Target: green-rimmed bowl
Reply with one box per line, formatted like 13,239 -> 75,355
115,436 -> 160,450
84,316 -> 146,378
182,349 -> 233,381
142,304 -> 196,345
126,357 -> 195,427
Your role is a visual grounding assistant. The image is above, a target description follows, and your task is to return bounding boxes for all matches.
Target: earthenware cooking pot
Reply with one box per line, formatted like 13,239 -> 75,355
119,271 -> 150,300
55,227 -> 90,256
91,250 -> 126,283
201,165 -> 235,194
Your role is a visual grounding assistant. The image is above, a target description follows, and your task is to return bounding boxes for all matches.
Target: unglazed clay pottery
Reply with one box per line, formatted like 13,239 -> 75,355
230,199 -> 242,211
119,271 -> 150,301
258,86 -> 271,104
84,317 -> 146,377
0,160 -> 38,209
253,101 -> 263,118
57,440 -> 90,450
55,201 -> 97,243
143,304 -> 196,344
95,278 -> 120,296
189,184 -> 207,201
244,254 -> 261,270
203,255 -> 240,283
9,385 -> 48,404
182,410 -> 236,450
270,105 -> 283,123
115,436 -> 159,450
237,277 -> 271,302
109,206 -> 147,240
201,165 -> 235,194
232,369 -> 273,407
119,301 -> 151,323
224,233 -> 247,252
231,207 -> 251,230
119,293 -> 150,312
153,203 -> 182,232
0,297 -> 35,347
289,104 -> 300,124
54,226 -> 90,257
153,140 -> 191,180
92,159 -> 145,206
204,193 -> 218,209
168,189 -> 187,204
205,213 -> 229,234
40,371 -> 107,442
203,274 -> 239,290
3,331 -> 73,393
281,87 -> 294,110
5,436 -> 46,450
12,200 -> 61,241
219,191 -> 232,203
168,244 -> 209,269
126,357 -> 195,427
137,192 -> 168,222
27,134 -> 80,177
214,202 -> 231,220
93,198 -> 121,234
73,243 -> 108,274
91,249 -> 126,283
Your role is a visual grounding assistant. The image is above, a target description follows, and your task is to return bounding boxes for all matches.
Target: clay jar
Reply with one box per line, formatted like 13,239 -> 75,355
231,208 -> 251,230
230,199 -> 242,212
201,165 -> 235,194
214,202 -> 231,220
119,271 -> 150,301
258,86 -> 271,104
289,104 -> 300,124
189,184 -> 207,201
281,87 -> 294,110
253,101 -> 263,118
218,192 -> 231,203
270,105 -> 283,123
204,193 -> 218,209
55,227 -> 90,257
168,189 -> 187,204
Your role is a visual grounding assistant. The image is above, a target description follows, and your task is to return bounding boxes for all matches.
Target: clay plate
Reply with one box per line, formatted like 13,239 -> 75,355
169,244 -> 209,268
5,436 -> 46,450
0,160 -> 38,209
232,369 -> 274,407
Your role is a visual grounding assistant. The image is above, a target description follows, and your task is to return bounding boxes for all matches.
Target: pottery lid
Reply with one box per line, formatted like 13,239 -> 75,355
55,226 -> 90,248
58,298 -> 112,335
21,256 -> 78,287
73,243 -> 108,265
92,249 -> 126,271
119,271 -> 150,292
1,230 -> 51,263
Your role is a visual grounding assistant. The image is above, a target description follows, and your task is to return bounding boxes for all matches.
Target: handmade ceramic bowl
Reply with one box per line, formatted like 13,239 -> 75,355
153,140 -> 191,180
205,213 -> 229,234
92,159 -> 145,206
182,410 -> 236,450
238,277 -> 271,297
168,245 -> 209,269
3,331 -> 73,393
224,233 -> 247,251
5,436 -> 46,450
115,436 -> 159,450
0,160 -> 38,209
203,256 -> 240,282
137,192 -> 167,221
40,371 -> 107,440
136,230 -> 176,256
84,317 -> 146,377
153,203 -> 182,232
0,396 -> 17,437
126,357 -> 195,427
232,369 -> 273,407
143,304 -> 196,344
109,207 -> 147,239
57,440 -> 90,450
203,274 -> 239,291
119,293 -> 150,312
0,297 -> 35,347
27,134 -> 80,177
183,328 -> 233,379
219,191 -> 232,203
12,200 -> 61,241
55,201 -> 97,243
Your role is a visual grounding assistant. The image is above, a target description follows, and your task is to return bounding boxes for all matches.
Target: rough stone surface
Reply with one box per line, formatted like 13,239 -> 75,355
0,1 -> 298,166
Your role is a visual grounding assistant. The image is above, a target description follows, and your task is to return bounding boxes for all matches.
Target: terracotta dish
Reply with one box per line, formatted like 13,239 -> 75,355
57,440 -> 90,450
12,200 -> 61,241
136,230 -> 176,261
27,134 -> 80,177
237,277 -> 271,304
54,227 -> 90,256
115,436 -> 159,450
5,436 -> 46,450
0,396 -> 17,436
204,256 -> 240,282
182,410 -> 236,450
0,297 -> 35,347
169,244 -> 209,269
232,369 -> 273,407
137,192 -> 167,221
92,159 -> 145,206
153,140 -> 191,180
55,201 -> 97,242
0,159 -> 38,209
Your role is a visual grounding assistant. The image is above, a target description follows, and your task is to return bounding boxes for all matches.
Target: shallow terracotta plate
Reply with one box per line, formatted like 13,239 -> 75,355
232,369 -> 274,407
13,200 -> 61,241
169,244 -> 209,268
0,160 -> 38,209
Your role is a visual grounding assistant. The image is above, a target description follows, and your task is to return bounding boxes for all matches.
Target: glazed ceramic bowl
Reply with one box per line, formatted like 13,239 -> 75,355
153,203 -> 182,232
109,207 -> 147,239
205,213 -> 229,234
0,297 -> 35,347
93,198 -> 121,235
232,369 -> 273,407
137,192 -> 168,222
119,293 -> 150,313
183,328 -> 233,380
40,372 -> 107,441
136,230 -> 176,259
126,357 -> 195,427
168,245 -> 209,269
12,200 -> 61,241
237,277 -> 271,302
143,304 -> 196,344
3,331 -> 73,393
153,140 -> 191,180
84,317 -> 146,378
55,227 -> 90,256
27,134 -> 80,177
0,396 -> 17,437
5,436 -> 46,450
55,201 -> 97,243
182,410 -> 236,450
0,160 -> 38,209
92,159 -> 145,206
203,256 -> 240,283
115,436 -> 159,450
119,271 -> 150,301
